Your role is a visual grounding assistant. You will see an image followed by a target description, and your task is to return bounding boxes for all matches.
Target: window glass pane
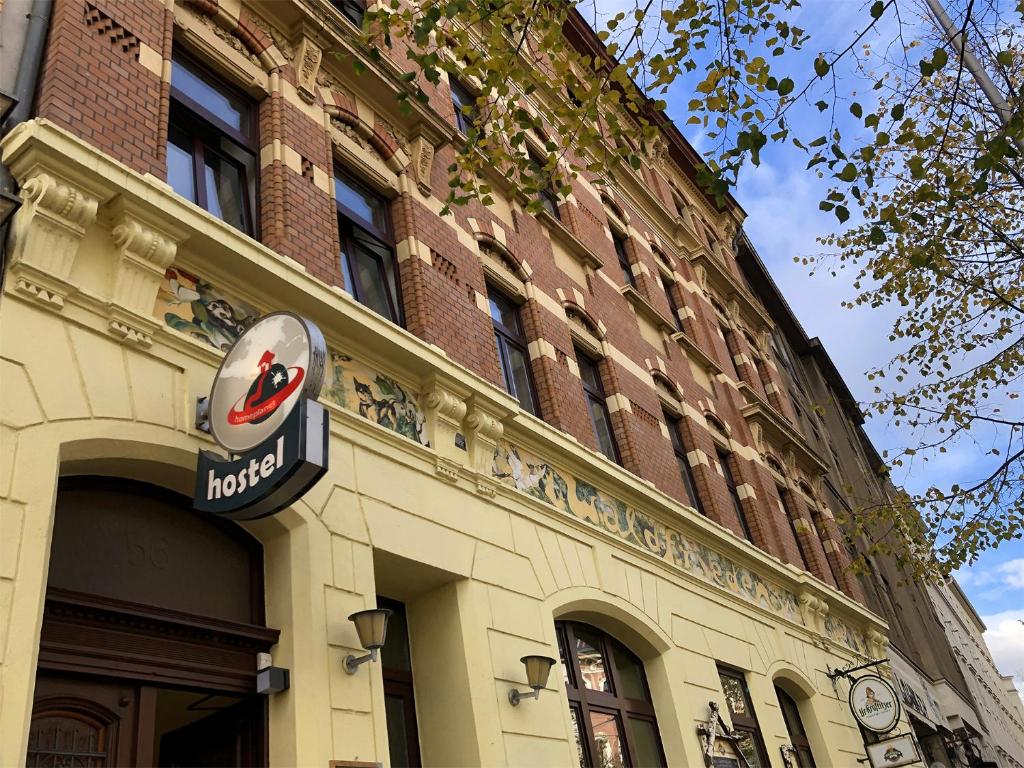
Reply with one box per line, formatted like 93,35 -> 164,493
588,397 -> 618,462
336,174 -> 388,234
380,604 -> 411,672
203,154 -> 246,232
589,710 -> 626,768
734,731 -> 765,768
569,706 -> 588,768
557,629 -> 573,688
385,693 -> 412,768
331,0 -> 365,27
626,718 -> 663,768
611,643 -> 646,700
719,672 -> 750,721
574,626 -> 611,693
488,292 -> 521,334
172,57 -> 248,133
506,344 -> 537,415
167,128 -> 195,203
450,79 -> 476,133
577,353 -> 602,394
352,244 -> 395,321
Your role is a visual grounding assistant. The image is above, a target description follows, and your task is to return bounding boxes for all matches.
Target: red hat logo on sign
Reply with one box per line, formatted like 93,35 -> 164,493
227,350 -> 307,426
208,312 -> 326,454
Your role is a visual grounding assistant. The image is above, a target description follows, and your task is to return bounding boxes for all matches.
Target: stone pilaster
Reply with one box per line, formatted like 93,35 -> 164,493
7,172 -> 99,309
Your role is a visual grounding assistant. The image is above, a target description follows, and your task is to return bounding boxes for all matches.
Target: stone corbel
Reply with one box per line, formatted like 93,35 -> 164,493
798,591 -> 828,636
410,135 -> 435,196
866,628 -> 890,659
462,398 -> 505,494
423,379 -> 467,479
7,172 -> 99,309
294,36 -> 323,104
106,204 -> 181,346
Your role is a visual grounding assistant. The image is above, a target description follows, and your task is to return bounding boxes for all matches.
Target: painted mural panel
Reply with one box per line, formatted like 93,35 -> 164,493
493,439 -> 803,625
322,352 -> 427,446
154,270 -> 427,446
155,268 -> 261,351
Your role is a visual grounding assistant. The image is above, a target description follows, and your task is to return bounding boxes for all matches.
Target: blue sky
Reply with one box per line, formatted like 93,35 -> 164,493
586,0 -> 1024,691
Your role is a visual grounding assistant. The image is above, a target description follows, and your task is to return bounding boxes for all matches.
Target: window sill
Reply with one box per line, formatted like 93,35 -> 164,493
671,331 -> 722,374
619,284 -> 675,334
740,397 -> 829,474
536,208 -> 603,270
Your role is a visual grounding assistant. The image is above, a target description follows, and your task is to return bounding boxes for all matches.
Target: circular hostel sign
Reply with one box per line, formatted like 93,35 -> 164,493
209,312 -> 326,453
849,675 -> 901,734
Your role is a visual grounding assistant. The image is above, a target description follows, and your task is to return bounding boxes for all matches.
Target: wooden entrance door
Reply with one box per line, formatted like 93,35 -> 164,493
28,478 -> 278,767
27,674 -> 146,767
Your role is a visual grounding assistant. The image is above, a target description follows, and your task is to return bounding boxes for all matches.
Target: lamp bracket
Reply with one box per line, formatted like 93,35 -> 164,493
508,687 -> 541,706
343,647 -> 378,675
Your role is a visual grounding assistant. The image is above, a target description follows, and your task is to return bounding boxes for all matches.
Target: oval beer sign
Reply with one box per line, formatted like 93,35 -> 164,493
849,675 -> 901,734
209,312 -> 326,453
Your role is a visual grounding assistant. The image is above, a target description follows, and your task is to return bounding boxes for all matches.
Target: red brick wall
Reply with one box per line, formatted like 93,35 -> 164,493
31,2 -> 865,604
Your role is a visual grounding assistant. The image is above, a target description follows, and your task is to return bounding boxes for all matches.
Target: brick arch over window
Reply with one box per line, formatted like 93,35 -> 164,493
325,105 -> 407,173
182,0 -> 287,73
703,411 -> 731,442
563,302 -> 606,341
474,233 -> 530,284
650,369 -> 682,404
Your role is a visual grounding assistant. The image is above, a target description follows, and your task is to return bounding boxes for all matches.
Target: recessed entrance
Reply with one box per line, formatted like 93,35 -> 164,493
27,478 -> 277,767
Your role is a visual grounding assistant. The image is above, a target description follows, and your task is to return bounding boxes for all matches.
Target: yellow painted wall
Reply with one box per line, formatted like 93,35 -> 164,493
0,119 -> 908,768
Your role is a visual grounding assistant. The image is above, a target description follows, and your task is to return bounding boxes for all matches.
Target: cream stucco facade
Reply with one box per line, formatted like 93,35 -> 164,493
0,119 -> 906,767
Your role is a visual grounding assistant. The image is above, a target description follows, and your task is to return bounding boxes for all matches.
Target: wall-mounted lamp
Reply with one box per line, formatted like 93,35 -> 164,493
508,654 -> 556,705
343,607 -> 392,674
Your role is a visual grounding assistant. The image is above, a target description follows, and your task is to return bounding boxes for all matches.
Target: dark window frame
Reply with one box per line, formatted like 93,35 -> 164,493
717,448 -> 754,541
330,0 -> 366,27
575,346 -> 621,465
665,410 -> 706,516
558,620 -> 667,768
449,77 -> 478,135
776,686 -> 817,768
168,51 -> 258,236
379,597 -> 422,768
612,229 -> 637,288
334,166 -> 404,326
527,144 -> 561,220
487,286 -> 539,416
717,665 -> 771,768
662,278 -> 685,332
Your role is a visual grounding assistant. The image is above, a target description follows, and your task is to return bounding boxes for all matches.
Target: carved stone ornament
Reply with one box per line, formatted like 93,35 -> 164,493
294,37 -> 323,104
107,212 -> 180,346
463,402 -> 504,477
410,135 -> 434,196
7,172 -> 99,310
423,383 -> 467,464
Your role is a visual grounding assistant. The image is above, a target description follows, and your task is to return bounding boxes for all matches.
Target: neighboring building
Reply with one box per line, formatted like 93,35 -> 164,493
0,2 -> 1004,767
737,237 -> 1024,768
928,579 -> 1024,768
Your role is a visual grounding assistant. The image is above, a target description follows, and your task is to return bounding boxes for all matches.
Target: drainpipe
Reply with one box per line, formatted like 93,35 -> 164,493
0,0 -> 54,284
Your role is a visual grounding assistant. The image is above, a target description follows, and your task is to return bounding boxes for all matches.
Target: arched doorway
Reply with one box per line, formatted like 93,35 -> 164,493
27,477 -> 278,766
775,685 -> 817,768
556,620 -> 666,768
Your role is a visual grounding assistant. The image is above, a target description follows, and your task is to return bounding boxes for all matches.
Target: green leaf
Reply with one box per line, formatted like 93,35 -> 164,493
932,48 -> 948,70
815,100 -> 828,112
835,205 -> 850,223
850,102 -> 863,118
870,0 -> 885,18
814,56 -> 830,78
777,77 -> 794,96
837,162 -> 857,182
869,226 -> 886,244
891,103 -> 905,120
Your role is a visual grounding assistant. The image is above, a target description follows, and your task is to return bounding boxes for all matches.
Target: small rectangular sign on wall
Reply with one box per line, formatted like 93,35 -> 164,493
866,733 -> 922,768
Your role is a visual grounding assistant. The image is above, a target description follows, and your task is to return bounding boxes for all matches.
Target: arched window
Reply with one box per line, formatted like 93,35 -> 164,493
775,686 -> 817,768
556,621 -> 666,768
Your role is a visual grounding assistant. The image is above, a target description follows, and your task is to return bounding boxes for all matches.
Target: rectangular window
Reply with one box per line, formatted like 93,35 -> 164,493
717,448 -> 753,541
662,280 -> 684,332
168,53 -> 257,236
450,77 -> 477,135
665,410 -> 705,516
718,666 -> 770,768
488,287 -> 538,415
778,486 -> 809,570
528,147 -> 560,220
335,169 -> 403,325
612,231 -> 636,288
331,0 -> 366,27
576,347 -> 620,464
380,598 -> 421,768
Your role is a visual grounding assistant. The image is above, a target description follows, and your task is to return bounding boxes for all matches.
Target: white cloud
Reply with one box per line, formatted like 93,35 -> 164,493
981,610 -> 1024,702
957,559 -> 1024,593
999,559 -> 1024,590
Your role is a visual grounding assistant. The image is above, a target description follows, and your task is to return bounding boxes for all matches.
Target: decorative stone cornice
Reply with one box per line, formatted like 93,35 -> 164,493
423,379 -> 468,466
6,171 -> 100,309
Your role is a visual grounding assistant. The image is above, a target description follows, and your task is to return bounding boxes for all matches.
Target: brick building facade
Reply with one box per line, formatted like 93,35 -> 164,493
1,0 -> 1012,766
